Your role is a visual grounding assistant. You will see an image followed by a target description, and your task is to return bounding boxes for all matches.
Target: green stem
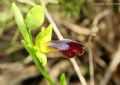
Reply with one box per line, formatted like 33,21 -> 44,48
22,40 -> 55,85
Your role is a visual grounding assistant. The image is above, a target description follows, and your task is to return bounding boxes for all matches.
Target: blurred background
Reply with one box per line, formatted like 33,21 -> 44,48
0,0 -> 120,85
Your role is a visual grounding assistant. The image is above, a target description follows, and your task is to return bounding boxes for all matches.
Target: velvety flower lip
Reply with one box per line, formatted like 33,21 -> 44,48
48,39 -> 85,58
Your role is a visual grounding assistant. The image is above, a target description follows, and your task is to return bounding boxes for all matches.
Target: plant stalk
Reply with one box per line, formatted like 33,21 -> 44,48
22,40 -> 55,85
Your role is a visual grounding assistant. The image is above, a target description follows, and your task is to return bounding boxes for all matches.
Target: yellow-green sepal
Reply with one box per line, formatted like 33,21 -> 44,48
35,24 -> 54,53
12,3 -> 31,44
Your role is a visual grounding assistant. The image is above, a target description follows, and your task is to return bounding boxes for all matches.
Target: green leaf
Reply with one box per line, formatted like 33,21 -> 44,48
35,24 -> 53,53
36,51 -> 47,67
25,5 -> 44,30
60,73 -> 67,85
12,3 -> 31,45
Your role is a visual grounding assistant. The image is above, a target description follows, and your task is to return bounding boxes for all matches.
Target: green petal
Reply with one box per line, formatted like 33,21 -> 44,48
36,51 -> 47,67
25,5 -> 44,30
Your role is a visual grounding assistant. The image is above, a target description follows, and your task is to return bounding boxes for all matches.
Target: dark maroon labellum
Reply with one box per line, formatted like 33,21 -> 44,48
48,39 -> 85,58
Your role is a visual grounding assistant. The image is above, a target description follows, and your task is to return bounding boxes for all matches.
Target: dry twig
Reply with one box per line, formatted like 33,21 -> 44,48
40,0 -> 87,85
88,34 -> 95,85
88,9 -> 111,85
100,43 -> 120,85
0,62 -> 39,85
